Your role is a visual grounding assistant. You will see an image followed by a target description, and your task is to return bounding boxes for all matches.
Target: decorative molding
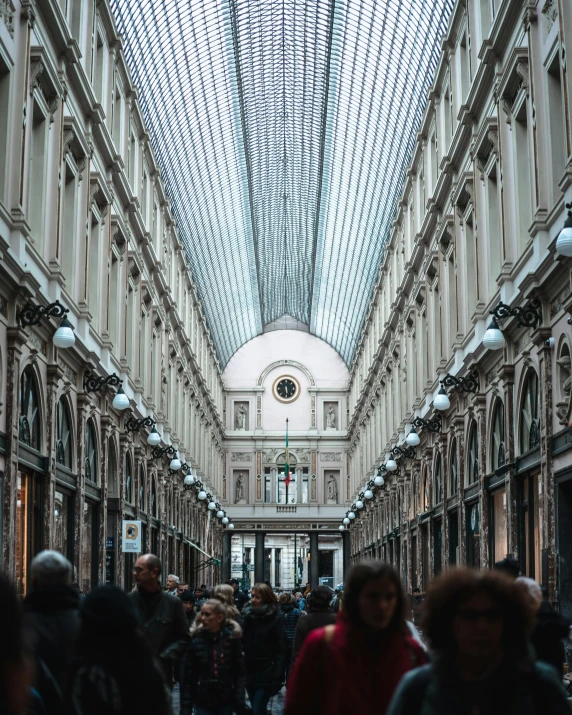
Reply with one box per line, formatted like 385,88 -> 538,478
231,452 -> 252,462
321,452 -> 342,462
257,359 -> 315,387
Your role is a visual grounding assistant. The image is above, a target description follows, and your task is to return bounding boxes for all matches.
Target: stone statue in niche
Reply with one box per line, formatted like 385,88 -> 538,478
327,473 -> 338,504
235,403 -> 247,431
326,405 -> 337,429
235,473 -> 245,503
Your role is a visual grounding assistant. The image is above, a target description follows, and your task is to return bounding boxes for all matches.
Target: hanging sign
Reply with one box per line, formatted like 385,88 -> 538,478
122,520 -> 142,553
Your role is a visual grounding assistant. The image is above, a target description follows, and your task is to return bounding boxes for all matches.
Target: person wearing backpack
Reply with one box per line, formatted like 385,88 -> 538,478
278,593 -> 302,681
285,562 -> 426,715
387,568 -> 570,715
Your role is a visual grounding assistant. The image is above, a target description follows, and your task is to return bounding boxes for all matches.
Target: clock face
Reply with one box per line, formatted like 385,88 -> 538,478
273,376 -> 299,403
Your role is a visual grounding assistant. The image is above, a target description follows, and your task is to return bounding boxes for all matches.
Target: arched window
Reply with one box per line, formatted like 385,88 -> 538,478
520,369 -> 540,453
434,453 -> 443,505
125,454 -> 133,504
84,420 -> 98,483
449,439 -> 458,495
421,465 -> 428,512
139,465 -> 146,513
491,400 -> 505,471
56,398 -> 72,468
467,423 -> 479,485
151,476 -> 157,518
19,367 -> 41,449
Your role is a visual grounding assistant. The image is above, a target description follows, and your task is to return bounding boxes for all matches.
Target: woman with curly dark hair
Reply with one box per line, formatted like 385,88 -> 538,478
285,561 -> 426,715
387,568 -> 570,715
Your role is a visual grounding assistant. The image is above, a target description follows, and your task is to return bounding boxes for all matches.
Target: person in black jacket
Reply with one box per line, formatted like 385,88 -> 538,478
228,578 -> 249,612
67,585 -> 171,715
129,553 -> 190,685
180,599 -> 247,715
23,550 -> 81,713
291,585 -> 336,664
242,583 -> 287,715
278,593 -> 302,681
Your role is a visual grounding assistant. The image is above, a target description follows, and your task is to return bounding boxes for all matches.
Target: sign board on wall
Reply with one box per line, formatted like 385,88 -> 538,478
122,520 -> 142,553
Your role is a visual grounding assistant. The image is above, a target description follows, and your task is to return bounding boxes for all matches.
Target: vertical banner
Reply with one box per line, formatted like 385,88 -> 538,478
122,520 -> 142,553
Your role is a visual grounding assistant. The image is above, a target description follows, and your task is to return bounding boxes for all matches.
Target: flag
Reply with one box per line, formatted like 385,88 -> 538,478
284,419 -> 291,487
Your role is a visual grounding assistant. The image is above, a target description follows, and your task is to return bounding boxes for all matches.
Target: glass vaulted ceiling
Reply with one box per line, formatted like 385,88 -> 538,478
112,0 -> 453,367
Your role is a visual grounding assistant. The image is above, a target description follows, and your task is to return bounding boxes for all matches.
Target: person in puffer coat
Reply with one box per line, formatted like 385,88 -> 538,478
242,584 -> 287,715
180,598 -> 247,715
278,593 -> 302,681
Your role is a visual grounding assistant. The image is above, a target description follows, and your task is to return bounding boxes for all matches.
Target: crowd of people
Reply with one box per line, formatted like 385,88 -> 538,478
2,551 -> 572,715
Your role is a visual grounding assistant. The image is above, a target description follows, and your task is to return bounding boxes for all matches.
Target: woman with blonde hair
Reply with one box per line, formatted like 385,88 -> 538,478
242,583 -> 287,715
213,583 -> 242,624
180,598 -> 247,715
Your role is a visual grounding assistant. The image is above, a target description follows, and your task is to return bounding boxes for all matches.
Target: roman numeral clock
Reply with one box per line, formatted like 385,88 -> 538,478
273,375 -> 300,403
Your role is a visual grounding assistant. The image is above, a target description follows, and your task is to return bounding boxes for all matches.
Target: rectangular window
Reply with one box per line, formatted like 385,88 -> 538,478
0,61 -> 10,202
109,254 -> 119,348
61,164 -> 78,296
302,468 -> 309,504
29,104 -> 49,252
264,467 -> 271,503
546,52 -> 566,196
94,33 -> 104,100
513,103 -> 532,255
88,218 -> 100,332
486,167 -> 502,283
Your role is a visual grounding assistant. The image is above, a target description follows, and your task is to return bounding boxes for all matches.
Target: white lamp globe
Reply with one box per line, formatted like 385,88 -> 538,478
53,318 -> 75,349
343,517 -> 350,525
406,427 -> 420,447
222,516 -> 229,524
147,428 -> 161,446
364,489 -> 374,500
374,474 -> 385,487
556,212 -> 572,256
348,511 -> 356,520
112,387 -> 130,411
228,523 -> 235,529
217,509 -> 224,518
208,501 -> 216,510
482,318 -> 505,351
198,490 -> 207,500
184,474 -> 194,486
356,499 -> 364,510
339,525 -> 345,531
386,458 -> 398,472
169,456 -> 181,471
434,386 -> 451,411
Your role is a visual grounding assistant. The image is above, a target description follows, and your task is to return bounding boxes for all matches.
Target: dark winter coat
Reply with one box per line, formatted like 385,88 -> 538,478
386,660 -> 570,715
281,602 -> 303,641
233,589 -> 249,612
23,584 -> 81,710
128,588 -> 190,682
291,610 -> 336,663
242,604 -> 287,692
531,600 -> 570,674
180,621 -> 246,714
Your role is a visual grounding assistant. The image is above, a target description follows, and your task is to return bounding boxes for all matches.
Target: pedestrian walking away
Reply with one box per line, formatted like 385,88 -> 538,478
242,582 -> 287,715
66,584 -> 172,715
291,585 -> 336,665
180,598 -> 248,715
387,568 -> 571,715
285,561 -> 426,715
278,593 -> 302,681
129,554 -> 190,685
23,550 -> 81,714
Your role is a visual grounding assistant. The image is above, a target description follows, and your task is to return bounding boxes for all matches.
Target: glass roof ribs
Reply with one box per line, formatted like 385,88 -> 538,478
113,0 -> 453,367
112,0 -> 262,366
310,0 -> 454,365
229,0 -> 336,329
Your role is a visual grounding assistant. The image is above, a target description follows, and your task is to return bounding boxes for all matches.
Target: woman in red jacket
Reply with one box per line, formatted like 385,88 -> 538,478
285,561 -> 426,715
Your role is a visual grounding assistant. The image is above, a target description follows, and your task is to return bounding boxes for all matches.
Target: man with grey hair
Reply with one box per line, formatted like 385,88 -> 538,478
165,573 -> 180,596
23,550 -> 80,712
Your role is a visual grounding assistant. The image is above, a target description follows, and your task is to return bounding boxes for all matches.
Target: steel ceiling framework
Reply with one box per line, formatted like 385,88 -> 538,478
112,0 -> 453,367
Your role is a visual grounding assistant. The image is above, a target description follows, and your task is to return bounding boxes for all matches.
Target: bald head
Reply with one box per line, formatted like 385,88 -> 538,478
133,554 -> 162,592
